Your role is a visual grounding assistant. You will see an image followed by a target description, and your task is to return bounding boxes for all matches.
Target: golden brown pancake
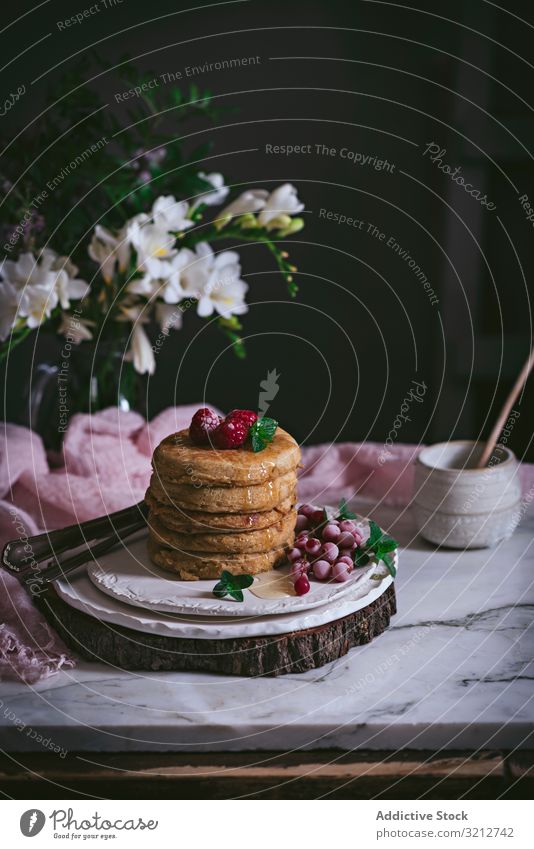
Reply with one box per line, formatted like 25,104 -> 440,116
145,490 -> 295,533
148,469 -> 297,513
152,427 -> 300,486
148,537 -> 287,580
148,511 -> 296,554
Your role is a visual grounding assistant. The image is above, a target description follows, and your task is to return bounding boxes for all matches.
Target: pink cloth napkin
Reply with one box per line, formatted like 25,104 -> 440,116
0,405 -> 208,683
2,407 -> 533,683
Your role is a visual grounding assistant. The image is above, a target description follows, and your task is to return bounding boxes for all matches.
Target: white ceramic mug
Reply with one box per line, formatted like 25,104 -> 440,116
412,440 -> 522,548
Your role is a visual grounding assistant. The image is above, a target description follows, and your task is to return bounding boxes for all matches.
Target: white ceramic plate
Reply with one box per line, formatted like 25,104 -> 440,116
86,517 -> 398,618
56,566 -> 394,639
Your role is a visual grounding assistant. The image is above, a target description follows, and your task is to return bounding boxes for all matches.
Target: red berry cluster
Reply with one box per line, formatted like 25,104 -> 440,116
289,504 -> 364,596
189,408 -> 258,449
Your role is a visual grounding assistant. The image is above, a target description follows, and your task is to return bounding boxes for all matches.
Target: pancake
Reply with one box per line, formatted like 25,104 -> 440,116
148,537 -> 287,580
148,511 -> 296,554
145,490 -> 295,533
152,427 -> 300,486
148,469 -> 297,513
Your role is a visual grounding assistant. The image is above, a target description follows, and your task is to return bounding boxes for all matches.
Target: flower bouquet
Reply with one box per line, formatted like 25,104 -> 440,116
0,61 -> 304,433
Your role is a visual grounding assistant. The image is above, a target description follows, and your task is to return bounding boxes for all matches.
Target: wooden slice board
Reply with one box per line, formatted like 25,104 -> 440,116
38,583 -> 396,677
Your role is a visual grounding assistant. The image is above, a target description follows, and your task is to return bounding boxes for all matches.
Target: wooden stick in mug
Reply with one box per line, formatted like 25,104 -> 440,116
477,346 -> 534,468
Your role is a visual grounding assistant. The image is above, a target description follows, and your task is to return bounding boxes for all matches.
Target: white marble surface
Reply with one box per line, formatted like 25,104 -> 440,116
1,502 -> 533,753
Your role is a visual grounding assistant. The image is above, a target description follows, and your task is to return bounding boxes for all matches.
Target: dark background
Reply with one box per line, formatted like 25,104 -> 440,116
2,0 -> 533,458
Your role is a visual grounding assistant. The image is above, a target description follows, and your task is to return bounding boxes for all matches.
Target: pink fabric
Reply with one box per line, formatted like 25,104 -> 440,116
0,405 -> 214,683
1,406 -> 534,683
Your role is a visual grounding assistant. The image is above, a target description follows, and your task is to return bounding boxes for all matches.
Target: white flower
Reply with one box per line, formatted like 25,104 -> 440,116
127,248 -> 194,304
127,213 -> 177,267
197,275 -> 248,320
180,241 -> 212,297
152,195 -> 194,232
58,311 -> 95,344
2,251 -> 55,289
39,249 -> 88,308
155,302 -> 183,332
258,183 -> 304,228
18,283 -> 58,329
194,172 -> 229,208
120,304 -> 156,375
183,242 -> 248,319
130,323 -> 155,374
88,225 -> 130,283
0,277 -> 22,341
1,252 -> 59,331
216,189 -> 269,228
157,249 -> 194,303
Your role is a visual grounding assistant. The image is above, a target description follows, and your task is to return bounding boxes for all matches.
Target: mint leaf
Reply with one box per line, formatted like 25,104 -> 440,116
249,417 -> 278,452
353,519 -> 399,577
336,498 -> 357,520
212,570 -> 253,601
367,520 -> 383,548
213,581 -> 229,599
353,550 -> 370,567
377,538 -> 398,554
229,589 -> 244,602
381,553 -> 397,577
235,574 -> 254,589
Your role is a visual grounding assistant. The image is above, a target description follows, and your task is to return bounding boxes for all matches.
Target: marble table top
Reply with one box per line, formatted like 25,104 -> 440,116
1,502 -> 533,753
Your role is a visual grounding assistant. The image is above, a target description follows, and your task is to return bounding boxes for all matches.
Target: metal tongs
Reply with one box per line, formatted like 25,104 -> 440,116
1,501 -> 148,592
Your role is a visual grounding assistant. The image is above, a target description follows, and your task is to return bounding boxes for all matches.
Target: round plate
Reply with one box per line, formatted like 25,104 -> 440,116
55,567 -> 394,639
86,517 -> 398,618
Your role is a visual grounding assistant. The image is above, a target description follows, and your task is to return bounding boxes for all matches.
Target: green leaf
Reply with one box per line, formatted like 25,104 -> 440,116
229,589 -> 244,602
353,550 -> 370,568
382,553 -> 397,577
212,581 -> 228,599
337,498 -> 357,520
377,538 -> 398,554
212,570 -> 253,601
367,520 -> 383,548
249,417 -> 278,452
235,574 -> 254,589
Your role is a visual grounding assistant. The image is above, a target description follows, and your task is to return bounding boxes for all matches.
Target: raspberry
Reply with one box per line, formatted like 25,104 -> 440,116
213,418 -> 248,449
189,408 -> 221,445
227,409 -> 258,428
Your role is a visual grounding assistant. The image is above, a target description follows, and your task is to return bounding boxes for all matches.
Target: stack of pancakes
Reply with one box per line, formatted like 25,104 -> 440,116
145,427 -> 300,580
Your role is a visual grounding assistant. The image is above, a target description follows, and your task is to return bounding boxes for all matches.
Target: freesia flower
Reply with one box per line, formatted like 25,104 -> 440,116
183,243 -> 248,319
127,214 -> 177,268
119,304 -> 156,375
127,248 -> 194,303
155,302 -> 183,333
39,249 -> 88,308
58,311 -> 95,343
258,184 -> 304,228
215,189 -> 268,229
193,172 -> 229,208
0,277 -> 22,341
130,323 -> 155,375
197,275 -> 248,320
180,241 -> 214,297
2,251 -> 56,290
152,196 -> 194,233
18,283 -> 58,329
88,225 -> 130,283
1,251 -> 60,332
